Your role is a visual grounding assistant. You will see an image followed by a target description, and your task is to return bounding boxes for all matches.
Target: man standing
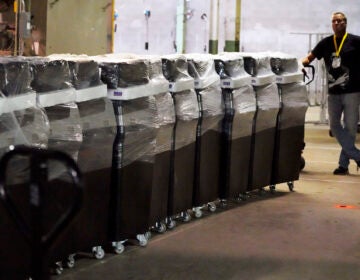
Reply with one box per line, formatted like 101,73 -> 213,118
302,12 -> 360,175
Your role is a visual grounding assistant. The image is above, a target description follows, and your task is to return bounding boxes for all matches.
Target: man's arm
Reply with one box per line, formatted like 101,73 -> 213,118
301,52 -> 316,66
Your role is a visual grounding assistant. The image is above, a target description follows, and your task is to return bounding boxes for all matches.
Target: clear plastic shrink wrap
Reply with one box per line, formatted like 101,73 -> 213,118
48,54 -> 102,89
146,55 -> 175,155
0,56 -> 50,186
254,82 -> 280,132
95,54 -> 158,167
239,52 -> 275,78
0,56 -> 49,154
26,57 -> 73,93
214,53 -> 256,197
0,56 -> 33,96
269,51 -> 301,75
187,53 -> 224,134
267,51 -> 308,185
162,54 -> 199,150
214,53 -> 256,139
24,56 -> 81,168
237,52 -> 280,189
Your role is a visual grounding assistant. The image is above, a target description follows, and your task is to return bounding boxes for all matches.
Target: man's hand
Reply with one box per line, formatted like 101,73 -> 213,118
301,53 -> 315,66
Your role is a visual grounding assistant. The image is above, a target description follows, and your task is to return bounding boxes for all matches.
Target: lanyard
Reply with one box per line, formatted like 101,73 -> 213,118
333,32 -> 348,57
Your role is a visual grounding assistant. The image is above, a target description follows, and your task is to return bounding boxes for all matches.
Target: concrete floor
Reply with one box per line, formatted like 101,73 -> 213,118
54,122 -> 360,280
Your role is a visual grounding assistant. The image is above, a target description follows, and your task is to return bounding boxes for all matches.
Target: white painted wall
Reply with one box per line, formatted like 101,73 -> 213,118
114,0 -> 360,59
240,0 -> 360,58
114,0 -> 177,54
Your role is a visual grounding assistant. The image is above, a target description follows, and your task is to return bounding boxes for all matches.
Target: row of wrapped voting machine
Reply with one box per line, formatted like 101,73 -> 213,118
0,52 -> 308,278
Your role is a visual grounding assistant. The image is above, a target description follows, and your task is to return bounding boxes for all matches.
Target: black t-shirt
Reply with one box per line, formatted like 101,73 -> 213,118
312,33 -> 360,94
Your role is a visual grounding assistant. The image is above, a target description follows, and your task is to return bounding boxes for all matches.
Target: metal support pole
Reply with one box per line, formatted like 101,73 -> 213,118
209,0 -> 219,54
176,0 -> 186,54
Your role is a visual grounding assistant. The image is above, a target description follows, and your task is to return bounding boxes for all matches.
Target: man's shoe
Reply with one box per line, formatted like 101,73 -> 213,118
333,166 -> 349,175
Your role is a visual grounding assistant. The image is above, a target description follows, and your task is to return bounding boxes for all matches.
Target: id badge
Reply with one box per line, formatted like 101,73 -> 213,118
332,56 -> 341,68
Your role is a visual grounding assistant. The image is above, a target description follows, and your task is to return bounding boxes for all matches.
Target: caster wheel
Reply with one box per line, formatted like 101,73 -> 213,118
269,185 -> 276,194
207,202 -> 216,212
238,193 -> 247,201
219,199 -> 227,208
92,246 -> 105,260
66,254 -> 75,268
153,222 -> 167,233
52,262 -> 63,275
55,266 -> 63,276
166,219 -> 176,229
194,209 -> 202,218
145,231 -> 152,240
287,182 -> 294,192
112,242 -> 125,254
156,222 -> 167,233
180,212 -> 191,222
137,234 -> 148,247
